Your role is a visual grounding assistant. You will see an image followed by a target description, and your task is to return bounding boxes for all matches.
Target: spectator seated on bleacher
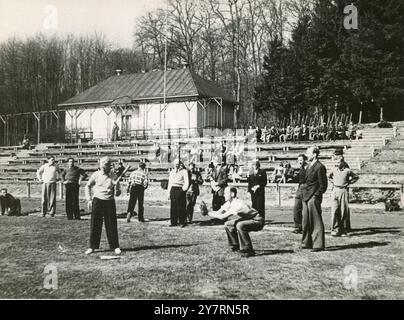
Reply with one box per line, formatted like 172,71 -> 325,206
231,164 -> 242,183
279,126 -> 293,142
271,163 -> 285,183
261,126 -> 269,142
336,122 -> 347,139
281,162 -> 295,183
293,125 -> 302,141
327,124 -> 337,141
301,124 -> 309,141
268,126 -> 279,142
256,126 -> 262,142
21,135 -> 30,150
309,124 -> 319,141
318,123 -> 328,140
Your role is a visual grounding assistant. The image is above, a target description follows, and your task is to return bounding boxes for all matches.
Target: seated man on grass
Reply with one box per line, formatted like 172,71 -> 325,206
201,187 -> 264,258
0,188 -> 22,216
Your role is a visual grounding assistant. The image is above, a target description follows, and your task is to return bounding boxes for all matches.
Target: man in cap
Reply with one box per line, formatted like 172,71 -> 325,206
329,156 -> 358,236
85,157 -> 121,255
126,162 -> 149,223
248,160 -> 267,217
167,159 -> 189,227
301,146 -> 328,252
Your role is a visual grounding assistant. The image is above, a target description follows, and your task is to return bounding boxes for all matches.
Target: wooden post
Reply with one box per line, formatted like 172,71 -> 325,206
380,106 -> 384,122
401,185 -> 404,210
27,182 -> 31,198
277,184 -> 281,206
59,182 -> 64,200
358,110 -> 362,124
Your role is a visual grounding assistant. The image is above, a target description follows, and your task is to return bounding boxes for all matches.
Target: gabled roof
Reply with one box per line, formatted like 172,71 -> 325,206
58,68 -> 237,107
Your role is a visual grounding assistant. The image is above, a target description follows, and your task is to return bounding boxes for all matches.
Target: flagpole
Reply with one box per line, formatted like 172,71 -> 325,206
163,0 -> 168,131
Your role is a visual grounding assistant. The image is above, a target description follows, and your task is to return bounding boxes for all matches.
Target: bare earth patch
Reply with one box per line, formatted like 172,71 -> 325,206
0,198 -> 403,299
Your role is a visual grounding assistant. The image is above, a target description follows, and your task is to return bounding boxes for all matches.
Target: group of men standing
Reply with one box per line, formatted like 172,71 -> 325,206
293,147 -> 358,251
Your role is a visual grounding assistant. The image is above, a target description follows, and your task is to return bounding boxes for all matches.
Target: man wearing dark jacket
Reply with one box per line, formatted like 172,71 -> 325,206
301,146 -> 328,252
247,160 -> 267,216
210,160 -> 228,211
61,158 -> 87,220
293,154 -> 308,233
186,163 -> 203,223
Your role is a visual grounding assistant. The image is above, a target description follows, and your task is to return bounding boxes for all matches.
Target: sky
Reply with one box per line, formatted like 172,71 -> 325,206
0,0 -> 165,48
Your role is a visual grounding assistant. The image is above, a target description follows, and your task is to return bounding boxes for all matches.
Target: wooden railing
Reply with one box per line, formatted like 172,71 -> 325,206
18,181 -> 404,209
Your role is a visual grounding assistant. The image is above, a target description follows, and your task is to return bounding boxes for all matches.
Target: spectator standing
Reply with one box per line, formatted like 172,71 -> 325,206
61,158 -> 87,220
36,156 -> 61,217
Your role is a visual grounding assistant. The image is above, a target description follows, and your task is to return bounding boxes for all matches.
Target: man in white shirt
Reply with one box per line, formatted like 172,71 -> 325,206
36,156 -> 61,217
84,157 -> 121,255
167,159 -> 189,227
208,187 -> 262,257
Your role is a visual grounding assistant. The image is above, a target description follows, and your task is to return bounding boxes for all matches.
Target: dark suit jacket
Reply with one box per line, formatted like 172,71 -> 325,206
301,161 -> 328,202
187,169 -> 203,196
295,165 -> 307,199
248,168 -> 267,195
211,166 -> 228,196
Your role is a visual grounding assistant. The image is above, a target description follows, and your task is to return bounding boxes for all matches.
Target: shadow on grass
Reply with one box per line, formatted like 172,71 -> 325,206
256,249 -> 294,256
122,244 -> 198,252
326,241 -> 390,251
348,227 -> 402,236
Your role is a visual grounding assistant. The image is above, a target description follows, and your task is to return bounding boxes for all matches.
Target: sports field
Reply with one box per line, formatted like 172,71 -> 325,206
0,198 -> 403,299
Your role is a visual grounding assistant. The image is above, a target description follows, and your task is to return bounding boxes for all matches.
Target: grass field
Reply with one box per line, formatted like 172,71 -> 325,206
0,198 -> 403,299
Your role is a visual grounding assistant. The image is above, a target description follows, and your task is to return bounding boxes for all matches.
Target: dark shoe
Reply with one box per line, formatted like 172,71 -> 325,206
133,211 -> 138,216
230,246 -> 240,252
293,229 -> 302,234
169,224 -> 177,227
311,248 -> 324,252
240,250 -> 255,258
180,223 -> 187,228
301,246 -> 312,250
42,213 -> 46,217
50,214 -> 55,217
138,219 -> 145,223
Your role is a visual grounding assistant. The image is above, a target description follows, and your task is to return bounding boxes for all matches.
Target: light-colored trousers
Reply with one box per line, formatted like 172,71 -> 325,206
331,188 -> 351,234
41,182 -> 56,216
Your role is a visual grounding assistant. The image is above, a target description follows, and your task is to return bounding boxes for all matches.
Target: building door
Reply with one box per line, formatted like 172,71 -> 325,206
122,115 -> 132,139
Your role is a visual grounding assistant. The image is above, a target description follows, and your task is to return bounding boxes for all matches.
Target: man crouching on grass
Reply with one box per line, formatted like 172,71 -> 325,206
84,157 -> 121,255
203,187 -> 263,258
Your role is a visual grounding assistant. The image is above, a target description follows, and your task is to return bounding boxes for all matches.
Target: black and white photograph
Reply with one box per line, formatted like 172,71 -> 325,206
0,0 -> 403,304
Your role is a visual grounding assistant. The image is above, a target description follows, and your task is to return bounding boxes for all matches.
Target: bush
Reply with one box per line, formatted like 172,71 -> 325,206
377,120 -> 393,128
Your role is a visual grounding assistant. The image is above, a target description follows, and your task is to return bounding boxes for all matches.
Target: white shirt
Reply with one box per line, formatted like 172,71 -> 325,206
85,170 -> 120,201
37,163 -> 60,183
219,198 -> 250,216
